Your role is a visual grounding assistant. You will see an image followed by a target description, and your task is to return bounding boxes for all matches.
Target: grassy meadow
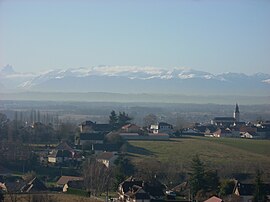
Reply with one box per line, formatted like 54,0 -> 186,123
126,137 -> 270,179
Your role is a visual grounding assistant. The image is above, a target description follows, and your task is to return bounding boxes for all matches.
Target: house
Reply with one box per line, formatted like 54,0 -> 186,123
0,178 -> 26,193
233,181 -> 270,202
20,177 -> 47,193
90,143 -> 119,153
171,181 -> 190,199
79,121 -> 112,133
75,132 -> 105,146
118,177 -> 165,202
213,128 -> 232,138
150,122 -> 173,135
241,131 -> 261,139
119,177 -> 143,201
56,176 -> 84,188
239,126 -> 257,133
195,125 -> 217,137
63,180 -> 84,192
47,141 -> 78,164
121,124 -> 143,133
0,176 -> 47,193
48,150 -> 73,164
183,128 -> 199,134
38,150 -> 49,164
204,196 -> 223,202
124,185 -> 151,202
96,152 -> 117,168
211,117 -> 236,127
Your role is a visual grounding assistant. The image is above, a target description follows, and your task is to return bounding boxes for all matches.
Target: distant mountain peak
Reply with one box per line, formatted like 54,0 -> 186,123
0,64 -> 15,75
0,65 -> 269,95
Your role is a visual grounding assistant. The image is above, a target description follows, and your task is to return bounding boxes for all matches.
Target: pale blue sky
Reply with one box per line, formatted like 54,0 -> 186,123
0,0 -> 270,74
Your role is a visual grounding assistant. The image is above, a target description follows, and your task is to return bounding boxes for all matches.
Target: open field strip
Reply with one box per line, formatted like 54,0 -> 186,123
127,137 -> 270,177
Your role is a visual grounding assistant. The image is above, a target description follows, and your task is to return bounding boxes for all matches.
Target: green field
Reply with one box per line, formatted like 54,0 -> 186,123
127,137 -> 270,178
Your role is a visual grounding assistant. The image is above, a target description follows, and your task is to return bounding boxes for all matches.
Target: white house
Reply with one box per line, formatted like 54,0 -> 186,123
96,152 -> 117,168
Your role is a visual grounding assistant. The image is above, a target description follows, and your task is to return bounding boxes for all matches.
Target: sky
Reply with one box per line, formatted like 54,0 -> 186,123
0,0 -> 270,74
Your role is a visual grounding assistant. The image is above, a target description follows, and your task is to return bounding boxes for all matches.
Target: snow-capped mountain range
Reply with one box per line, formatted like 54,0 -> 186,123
0,65 -> 270,95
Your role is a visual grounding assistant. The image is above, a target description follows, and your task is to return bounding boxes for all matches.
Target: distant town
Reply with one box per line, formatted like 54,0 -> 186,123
0,101 -> 270,202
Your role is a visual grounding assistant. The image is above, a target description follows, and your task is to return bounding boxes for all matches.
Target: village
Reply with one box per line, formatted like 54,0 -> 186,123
0,104 -> 270,202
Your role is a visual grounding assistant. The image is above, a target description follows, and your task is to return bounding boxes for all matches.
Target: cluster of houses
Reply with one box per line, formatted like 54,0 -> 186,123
118,176 -> 165,202
35,118 -> 173,166
76,120 -> 172,146
0,175 -> 48,194
183,104 -> 270,139
171,179 -> 270,202
37,104 -> 270,166
1,170 -> 269,202
59,176 -> 270,202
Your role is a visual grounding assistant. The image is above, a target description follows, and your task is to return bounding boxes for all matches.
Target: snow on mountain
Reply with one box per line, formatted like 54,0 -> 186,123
262,79 -> 270,84
0,65 -> 36,90
0,64 -> 15,75
0,65 -> 269,95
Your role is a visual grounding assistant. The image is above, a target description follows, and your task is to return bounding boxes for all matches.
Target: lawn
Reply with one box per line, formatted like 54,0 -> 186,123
127,137 -> 270,178
3,193 -> 102,202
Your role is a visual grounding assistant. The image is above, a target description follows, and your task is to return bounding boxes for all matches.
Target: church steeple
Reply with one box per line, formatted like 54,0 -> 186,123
234,103 -> 240,122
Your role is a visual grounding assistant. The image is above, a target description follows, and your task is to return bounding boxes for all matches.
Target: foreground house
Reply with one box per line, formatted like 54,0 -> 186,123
63,180 -> 84,192
233,181 -> 270,202
124,185 -> 151,202
20,177 -> 48,193
0,177 -> 47,193
204,196 -> 223,202
171,181 -> 190,200
56,175 -> 84,192
118,177 -> 165,202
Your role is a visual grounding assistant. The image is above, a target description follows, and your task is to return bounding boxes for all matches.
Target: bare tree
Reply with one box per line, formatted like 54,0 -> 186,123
174,116 -> 191,132
143,114 -> 158,127
136,159 -> 162,181
83,157 -> 113,196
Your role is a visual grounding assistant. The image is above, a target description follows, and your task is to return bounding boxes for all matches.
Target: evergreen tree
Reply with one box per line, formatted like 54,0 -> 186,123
109,110 -> 118,129
118,111 -> 132,127
0,190 -> 4,202
113,155 -> 135,190
219,179 -> 236,197
189,155 -> 206,198
253,170 -> 268,202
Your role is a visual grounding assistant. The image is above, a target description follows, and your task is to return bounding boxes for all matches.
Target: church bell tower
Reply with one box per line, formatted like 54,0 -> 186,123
234,103 -> 240,123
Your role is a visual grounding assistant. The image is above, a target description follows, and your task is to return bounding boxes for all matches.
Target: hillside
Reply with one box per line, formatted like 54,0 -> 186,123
127,137 -> 270,178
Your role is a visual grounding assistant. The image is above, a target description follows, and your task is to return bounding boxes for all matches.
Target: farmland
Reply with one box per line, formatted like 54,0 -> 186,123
127,137 -> 270,179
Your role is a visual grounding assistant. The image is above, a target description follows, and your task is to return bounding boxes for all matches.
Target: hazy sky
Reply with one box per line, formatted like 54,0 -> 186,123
0,0 -> 270,74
